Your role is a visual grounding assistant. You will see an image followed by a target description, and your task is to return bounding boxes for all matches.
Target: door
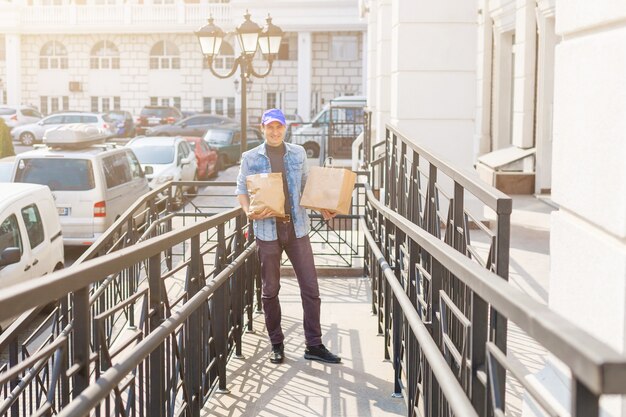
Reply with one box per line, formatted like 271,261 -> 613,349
0,213 -> 31,286
19,203 -> 48,278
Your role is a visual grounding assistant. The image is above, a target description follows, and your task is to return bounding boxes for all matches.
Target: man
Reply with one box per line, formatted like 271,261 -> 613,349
235,108 -> 341,364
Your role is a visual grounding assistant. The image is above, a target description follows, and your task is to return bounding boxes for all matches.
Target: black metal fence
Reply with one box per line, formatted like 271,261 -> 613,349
0,181 -> 259,417
362,124 -> 626,416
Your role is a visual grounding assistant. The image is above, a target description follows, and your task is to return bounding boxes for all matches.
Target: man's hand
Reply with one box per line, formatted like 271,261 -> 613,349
247,208 -> 274,220
320,209 -> 337,221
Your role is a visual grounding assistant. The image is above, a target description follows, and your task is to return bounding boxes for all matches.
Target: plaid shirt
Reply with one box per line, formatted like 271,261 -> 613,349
235,142 -> 310,241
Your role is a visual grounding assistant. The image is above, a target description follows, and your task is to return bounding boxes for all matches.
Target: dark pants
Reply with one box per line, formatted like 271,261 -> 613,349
256,222 -> 322,347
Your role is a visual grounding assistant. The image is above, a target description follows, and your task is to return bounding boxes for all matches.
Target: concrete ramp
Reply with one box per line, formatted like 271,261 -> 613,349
202,276 -> 407,417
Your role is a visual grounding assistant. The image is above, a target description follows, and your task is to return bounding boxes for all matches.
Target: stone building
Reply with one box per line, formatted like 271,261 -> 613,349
0,0 -> 366,122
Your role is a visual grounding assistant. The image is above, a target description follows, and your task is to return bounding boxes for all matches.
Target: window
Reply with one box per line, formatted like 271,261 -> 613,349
330,35 -> 358,61
42,115 -> 63,125
40,41 -> 68,69
277,33 -> 297,61
203,97 -> 234,116
90,41 -> 120,69
204,41 -> 235,70
22,109 -> 42,118
149,41 -> 180,70
126,151 -> 143,180
266,92 -> 277,109
149,97 -> 180,109
15,158 -> 95,191
103,154 -> 132,188
91,96 -> 120,113
0,215 -> 23,262
41,96 -> 68,115
21,204 -> 44,249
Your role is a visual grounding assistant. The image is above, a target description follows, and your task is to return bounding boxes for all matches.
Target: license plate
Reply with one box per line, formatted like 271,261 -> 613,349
57,207 -> 70,216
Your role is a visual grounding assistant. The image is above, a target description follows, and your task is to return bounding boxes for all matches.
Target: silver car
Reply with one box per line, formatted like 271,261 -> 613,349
0,105 -> 43,130
11,112 -> 114,146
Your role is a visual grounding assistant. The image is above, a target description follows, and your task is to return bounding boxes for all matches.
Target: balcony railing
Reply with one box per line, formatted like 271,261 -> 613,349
0,3 -> 231,31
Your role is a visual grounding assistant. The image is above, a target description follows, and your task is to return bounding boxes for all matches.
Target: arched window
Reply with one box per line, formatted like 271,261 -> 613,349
202,41 -> 235,70
149,41 -> 180,70
90,41 -> 120,69
40,41 -> 68,69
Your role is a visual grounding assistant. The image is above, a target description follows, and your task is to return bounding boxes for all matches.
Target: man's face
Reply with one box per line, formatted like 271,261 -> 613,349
262,121 -> 286,147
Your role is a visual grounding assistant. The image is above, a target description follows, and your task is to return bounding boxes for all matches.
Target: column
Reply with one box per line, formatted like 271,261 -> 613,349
390,0 -> 477,171
365,1 -> 378,141
297,31 -> 312,122
474,0 -> 493,157
374,0 -> 391,143
511,0 -> 536,149
6,34 -> 22,105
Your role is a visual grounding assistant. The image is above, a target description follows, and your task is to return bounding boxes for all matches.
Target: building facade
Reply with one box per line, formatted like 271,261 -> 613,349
364,0 -> 626,415
0,0 -> 366,122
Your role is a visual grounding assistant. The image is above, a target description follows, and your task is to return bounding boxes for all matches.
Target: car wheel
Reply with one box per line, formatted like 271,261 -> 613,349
20,132 -> 36,146
304,143 -> 320,158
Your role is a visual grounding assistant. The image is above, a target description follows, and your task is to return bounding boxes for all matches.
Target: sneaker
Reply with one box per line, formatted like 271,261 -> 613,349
269,342 -> 284,364
304,344 -> 342,364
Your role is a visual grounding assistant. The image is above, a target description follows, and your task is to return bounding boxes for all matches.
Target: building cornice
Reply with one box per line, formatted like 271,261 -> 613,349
0,2 -> 365,35
489,0 -> 516,34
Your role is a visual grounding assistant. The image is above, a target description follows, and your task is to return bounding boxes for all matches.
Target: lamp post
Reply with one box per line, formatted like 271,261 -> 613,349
195,12 -> 283,157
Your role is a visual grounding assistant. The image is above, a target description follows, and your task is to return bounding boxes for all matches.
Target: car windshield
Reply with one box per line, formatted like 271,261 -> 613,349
14,158 -> 95,191
204,130 -> 233,144
131,145 -> 174,164
105,113 -> 125,122
141,108 -> 168,117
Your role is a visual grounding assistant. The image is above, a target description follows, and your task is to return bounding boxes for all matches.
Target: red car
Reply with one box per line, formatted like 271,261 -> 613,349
183,136 -> 218,180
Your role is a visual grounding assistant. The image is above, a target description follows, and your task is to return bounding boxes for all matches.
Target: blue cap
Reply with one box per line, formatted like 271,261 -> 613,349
261,108 -> 286,126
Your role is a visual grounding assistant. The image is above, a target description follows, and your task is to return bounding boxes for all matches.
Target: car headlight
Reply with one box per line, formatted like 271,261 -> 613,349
155,175 -> 174,184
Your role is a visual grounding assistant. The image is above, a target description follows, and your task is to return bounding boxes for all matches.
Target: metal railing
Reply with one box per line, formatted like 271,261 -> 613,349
362,124 -> 626,416
0,181 -> 259,417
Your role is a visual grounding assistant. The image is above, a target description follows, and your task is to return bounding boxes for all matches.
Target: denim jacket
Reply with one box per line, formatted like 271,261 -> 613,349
235,142 -> 310,241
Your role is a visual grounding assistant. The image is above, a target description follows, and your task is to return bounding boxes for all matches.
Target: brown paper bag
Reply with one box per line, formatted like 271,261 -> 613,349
246,173 -> 286,217
300,167 -> 357,215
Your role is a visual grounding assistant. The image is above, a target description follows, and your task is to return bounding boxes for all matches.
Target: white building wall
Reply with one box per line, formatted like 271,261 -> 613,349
374,0 -> 391,144
389,0 -> 477,172
528,1 -> 626,416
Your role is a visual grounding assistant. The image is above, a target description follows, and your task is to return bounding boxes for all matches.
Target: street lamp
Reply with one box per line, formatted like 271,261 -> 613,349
195,12 -> 283,156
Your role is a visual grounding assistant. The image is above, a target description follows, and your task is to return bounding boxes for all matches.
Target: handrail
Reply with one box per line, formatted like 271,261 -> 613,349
365,186 -> 626,395
0,206 -> 241,322
56,243 -> 256,417
386,124 -> 511,214
361,218 -> 479,417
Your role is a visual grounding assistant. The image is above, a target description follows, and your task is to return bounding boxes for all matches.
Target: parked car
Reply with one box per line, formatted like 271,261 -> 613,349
10,112 -> 114,146
105,110 -> 136,138
135,106 -> 183,135
12,124 -> 150,246
289,95 -> 366,158
0,156 -> 15,182
126,136 -> 198,198
202,124 -> 264,169
146,114 -> 235,137
0,105 -> 43,131
0,183 -> 64,289
183,136 -> 218,180
283,113 -> 303,127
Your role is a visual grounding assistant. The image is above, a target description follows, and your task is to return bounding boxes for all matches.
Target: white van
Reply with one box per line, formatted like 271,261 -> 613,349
0,183 -> 64,289
290,95 -> 366,158
11,125 -> 150,246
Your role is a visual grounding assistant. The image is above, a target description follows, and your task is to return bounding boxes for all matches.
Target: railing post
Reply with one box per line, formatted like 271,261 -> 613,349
212,224 -> 230,393
232,215 -> 245,358
186,235 -> 202,417
72,287 -> 91,398
148,252 -> 164,417
572,380 -> 599,417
